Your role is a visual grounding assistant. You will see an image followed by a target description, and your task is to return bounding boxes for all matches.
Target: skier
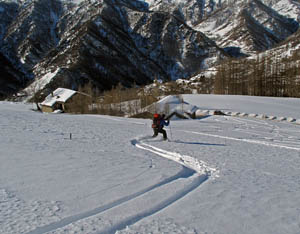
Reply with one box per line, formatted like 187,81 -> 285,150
152,113 -> 170,140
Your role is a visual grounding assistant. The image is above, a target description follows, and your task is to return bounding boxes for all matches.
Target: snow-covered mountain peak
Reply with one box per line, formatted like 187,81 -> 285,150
0,0 -> 299,98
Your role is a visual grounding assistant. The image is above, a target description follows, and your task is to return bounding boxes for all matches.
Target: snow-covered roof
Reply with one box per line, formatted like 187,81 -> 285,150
41,88 -> 77,107
145,95 -> 199,116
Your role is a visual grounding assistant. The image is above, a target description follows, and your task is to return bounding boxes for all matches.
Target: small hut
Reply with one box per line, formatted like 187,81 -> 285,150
144,95 -> 199,119
40,88 -> 87,113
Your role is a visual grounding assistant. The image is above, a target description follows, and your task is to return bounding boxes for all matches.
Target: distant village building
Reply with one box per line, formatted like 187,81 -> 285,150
40,88 -> 89,113
142,95 -> 199,119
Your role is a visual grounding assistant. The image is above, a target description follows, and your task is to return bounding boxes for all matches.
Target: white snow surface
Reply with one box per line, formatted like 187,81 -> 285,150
184,94 -> 300,119
273,0 -> 300,19
1,94 -> 300,234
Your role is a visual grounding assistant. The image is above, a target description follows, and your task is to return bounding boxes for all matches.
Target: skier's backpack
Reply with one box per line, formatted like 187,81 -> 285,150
152,113 -> 161,129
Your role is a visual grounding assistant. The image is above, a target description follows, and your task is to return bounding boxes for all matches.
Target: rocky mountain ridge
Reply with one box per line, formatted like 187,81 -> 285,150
147,0 -> 299,55
0,0 -> 299,99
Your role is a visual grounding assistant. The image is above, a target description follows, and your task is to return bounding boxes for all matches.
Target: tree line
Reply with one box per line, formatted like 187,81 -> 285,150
67,79 -> 196,116
214,48 -> 300,97
28,47 -> 300,116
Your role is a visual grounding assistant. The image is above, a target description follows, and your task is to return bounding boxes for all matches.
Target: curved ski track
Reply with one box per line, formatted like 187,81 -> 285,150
182,116 -> 300,152
27,137 -> 214,234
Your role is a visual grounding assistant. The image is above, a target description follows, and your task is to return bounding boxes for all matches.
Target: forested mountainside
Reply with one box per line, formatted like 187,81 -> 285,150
0,0 -> 299,99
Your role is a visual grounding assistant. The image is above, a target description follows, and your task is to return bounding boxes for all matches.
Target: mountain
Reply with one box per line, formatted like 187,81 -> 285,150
0,0 -> 299,98
0,51 -> 27,99
1,0 -> 75,72
33,0 -> 225,90
147,0 -> 299,55
0,0 -> 226,98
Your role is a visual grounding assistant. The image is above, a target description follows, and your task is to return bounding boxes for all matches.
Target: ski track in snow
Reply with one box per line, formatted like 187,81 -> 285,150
26,168 -> 193,234
26,136 -> 215,234
133,137 -> 219,177
28,113 -> 298,234
182,116 -> 300,152
182,129 -> 300,151
2,100 -> 300,234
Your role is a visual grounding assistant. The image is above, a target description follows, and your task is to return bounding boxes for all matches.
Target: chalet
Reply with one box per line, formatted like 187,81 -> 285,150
144,95 -> 199,119
40,88 -> 88,113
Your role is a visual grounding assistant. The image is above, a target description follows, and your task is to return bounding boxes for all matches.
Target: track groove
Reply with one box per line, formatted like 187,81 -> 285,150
27,137 -> 212,234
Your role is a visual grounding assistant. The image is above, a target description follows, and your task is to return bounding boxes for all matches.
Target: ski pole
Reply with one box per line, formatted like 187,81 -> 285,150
169,122 -> 173,140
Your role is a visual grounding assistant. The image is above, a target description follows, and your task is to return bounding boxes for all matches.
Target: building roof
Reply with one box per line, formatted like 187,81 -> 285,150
41,88 -> 77,107
145,95 -> 199,115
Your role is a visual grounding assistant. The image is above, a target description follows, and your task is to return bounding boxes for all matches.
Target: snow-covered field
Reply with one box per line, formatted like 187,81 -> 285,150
1,94 -> 300,234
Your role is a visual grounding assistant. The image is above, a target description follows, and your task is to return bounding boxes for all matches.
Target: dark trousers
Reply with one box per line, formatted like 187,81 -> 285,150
153,128 -> 167,139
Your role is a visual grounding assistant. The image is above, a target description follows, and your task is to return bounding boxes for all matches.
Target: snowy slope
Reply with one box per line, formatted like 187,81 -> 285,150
184,94 -> 300,119
1,95 -> 300,234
